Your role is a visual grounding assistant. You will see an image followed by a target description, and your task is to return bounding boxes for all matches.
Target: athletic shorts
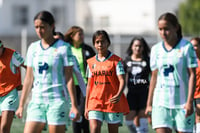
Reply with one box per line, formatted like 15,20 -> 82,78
152,106 -> 194,132
88,110 -> 123,124
0,89 -> 19,116
26,99 -> 70,125
127,89 -> 148,111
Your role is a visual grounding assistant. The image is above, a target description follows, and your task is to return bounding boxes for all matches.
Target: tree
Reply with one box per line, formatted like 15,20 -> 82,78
178,0 -> 200,36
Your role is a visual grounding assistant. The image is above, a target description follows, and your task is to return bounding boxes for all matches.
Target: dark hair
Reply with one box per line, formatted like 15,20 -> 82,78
126,36 -> 150,59
54,31 -> 64,40
34,11 -> 55,34
92,30 -> 110,46
158,12 -> 182,40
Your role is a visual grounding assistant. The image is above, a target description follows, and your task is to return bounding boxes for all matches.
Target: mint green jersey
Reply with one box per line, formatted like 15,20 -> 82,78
151,39 -> 198,108
25,40 -> 74,103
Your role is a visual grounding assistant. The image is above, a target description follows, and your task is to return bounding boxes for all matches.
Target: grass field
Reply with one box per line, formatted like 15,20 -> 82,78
11,118 -> 156,133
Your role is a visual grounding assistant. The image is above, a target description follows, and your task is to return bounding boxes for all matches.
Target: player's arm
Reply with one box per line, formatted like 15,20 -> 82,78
64,66 -> 80,121
110,60 -> 125,104
145,69 -> 158,115
185,67 -> 196,117
16,66 -> 33,118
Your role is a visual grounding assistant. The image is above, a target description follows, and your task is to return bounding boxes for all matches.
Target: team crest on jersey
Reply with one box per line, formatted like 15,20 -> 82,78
177,49 -> 183,58
53,49 -> 58,56
92,64 -> 96,69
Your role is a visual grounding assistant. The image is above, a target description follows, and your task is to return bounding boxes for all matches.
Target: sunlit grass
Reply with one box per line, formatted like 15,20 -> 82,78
11,118 -> 156,133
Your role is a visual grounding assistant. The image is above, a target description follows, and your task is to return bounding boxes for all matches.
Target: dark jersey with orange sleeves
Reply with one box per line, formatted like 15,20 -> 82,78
87,54 -> 129,114
194,59 -> 200,99
0,48 -> 21,96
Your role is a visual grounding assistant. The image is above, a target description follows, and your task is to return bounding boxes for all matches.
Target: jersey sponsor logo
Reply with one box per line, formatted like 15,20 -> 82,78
92,70 -> 113,77
129,78 -> 148,85
127,61 -> 147,67
94,81 -> 111,85
38,62 -> 49,74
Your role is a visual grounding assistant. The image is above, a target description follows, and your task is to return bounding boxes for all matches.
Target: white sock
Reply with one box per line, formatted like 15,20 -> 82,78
196,123 -> 200,133
139,118 -> 148,133
125,120 -> 137,133
136,126 -> 141,133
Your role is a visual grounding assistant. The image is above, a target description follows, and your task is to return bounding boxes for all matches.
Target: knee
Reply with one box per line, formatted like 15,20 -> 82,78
90,123 -> 101,133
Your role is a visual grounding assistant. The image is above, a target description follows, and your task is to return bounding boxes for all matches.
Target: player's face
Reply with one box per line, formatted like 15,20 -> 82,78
72,31 -> 84,44
131,40 -> 143,56
191,39 -> 200,53
94,35 -> 109,55
158,19 -> 178,43
34,19 -> 54,39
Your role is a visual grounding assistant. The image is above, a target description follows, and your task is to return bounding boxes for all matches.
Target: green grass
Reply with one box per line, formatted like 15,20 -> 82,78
11,118 -> 156,133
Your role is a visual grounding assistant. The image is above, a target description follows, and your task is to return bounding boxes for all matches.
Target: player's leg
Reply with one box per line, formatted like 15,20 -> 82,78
125,92 -> 137,133
0,89 -> 19,133
88,111 -> 103,133
106,112 -> 123,133
49,124 -> 66,133
1,111 -> 14,133
24,121 -> 45,133
108,123 -> 119,133
125,110 -> 137,133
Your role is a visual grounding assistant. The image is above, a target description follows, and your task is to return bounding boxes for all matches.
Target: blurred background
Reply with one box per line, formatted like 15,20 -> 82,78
0,0 -> 199,73
1,0 -> 199,132
1,0 -> 199,57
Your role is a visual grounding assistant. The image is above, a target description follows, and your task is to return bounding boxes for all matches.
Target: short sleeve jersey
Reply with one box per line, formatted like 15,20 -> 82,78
124,56 -> 150,92
151,39 -> 198,108
11,51 -> 24,73
25,39 -> 74,103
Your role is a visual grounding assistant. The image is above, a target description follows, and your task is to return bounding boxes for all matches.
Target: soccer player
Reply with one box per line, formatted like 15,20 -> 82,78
145,12 -> 197,133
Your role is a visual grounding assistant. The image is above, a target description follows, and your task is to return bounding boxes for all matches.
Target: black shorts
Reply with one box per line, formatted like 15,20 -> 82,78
127,89 -> 148,111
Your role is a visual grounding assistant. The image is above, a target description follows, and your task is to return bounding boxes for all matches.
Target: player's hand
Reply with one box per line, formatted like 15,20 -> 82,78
69,107 -> 80,121
184,102 -> 194,118
109,94 -> 121,104
16,107 -> 23,119
145,105 -> 152,116
84,109 -> 89,120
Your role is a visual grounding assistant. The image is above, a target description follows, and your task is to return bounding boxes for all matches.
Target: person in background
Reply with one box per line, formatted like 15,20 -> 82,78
145,12 -> 198,133
15,10 -> 80,133
190,37 -> 200,133
54,31 -> 87,97
0,40 -> 26,133
124,37 -> 151,133
84,30 -> 129,133
64,26 -> 95,133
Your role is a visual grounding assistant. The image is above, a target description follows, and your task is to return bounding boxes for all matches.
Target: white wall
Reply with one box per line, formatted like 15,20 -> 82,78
88,0 -> 156,34
0,0 -> 76,36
